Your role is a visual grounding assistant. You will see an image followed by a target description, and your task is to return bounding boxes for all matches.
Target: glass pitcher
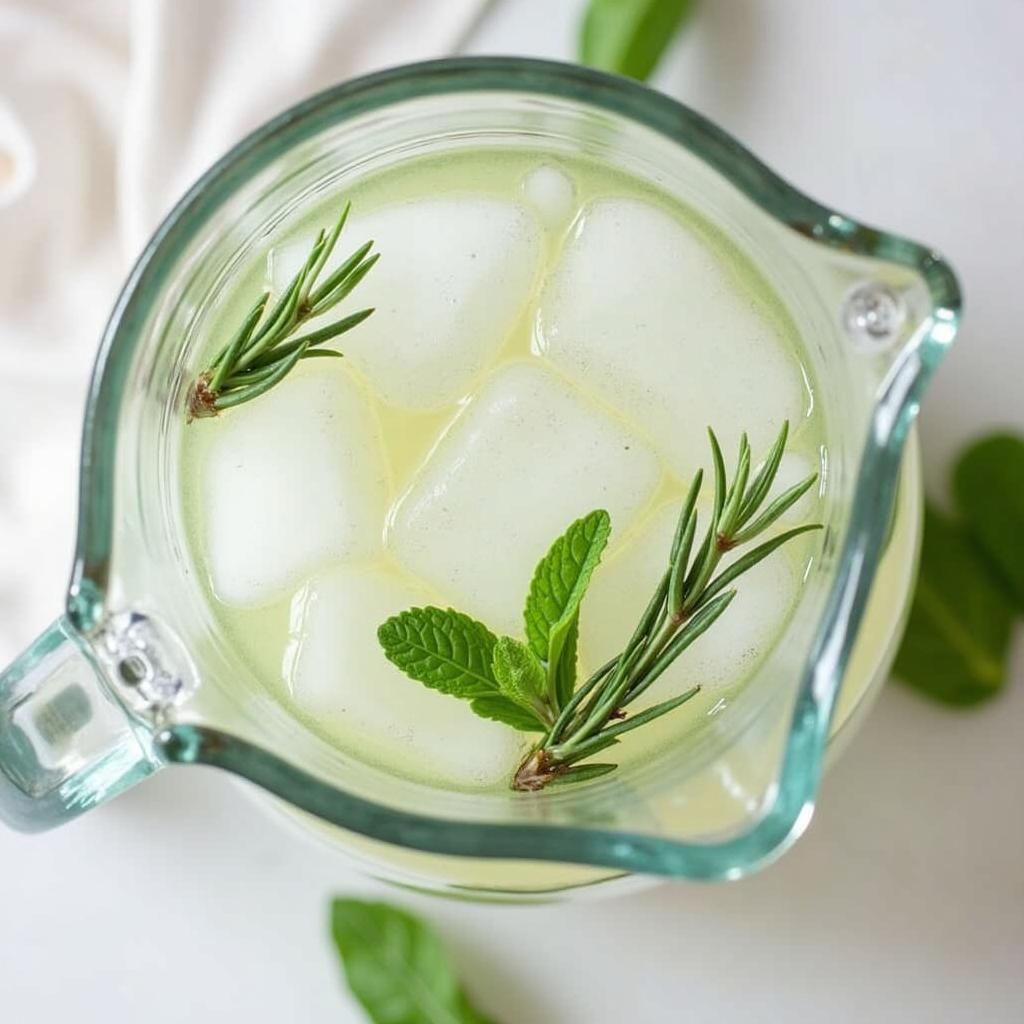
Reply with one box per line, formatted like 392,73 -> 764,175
0,58 -> 959,899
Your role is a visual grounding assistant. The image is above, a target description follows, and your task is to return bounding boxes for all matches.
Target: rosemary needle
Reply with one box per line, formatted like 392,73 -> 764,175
186,203 -> 377,420
513,423 -> 821,790
377,422 -> 823,792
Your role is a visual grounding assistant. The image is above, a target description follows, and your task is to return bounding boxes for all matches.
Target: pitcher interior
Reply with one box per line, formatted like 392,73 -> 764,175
93,84 -> 924,880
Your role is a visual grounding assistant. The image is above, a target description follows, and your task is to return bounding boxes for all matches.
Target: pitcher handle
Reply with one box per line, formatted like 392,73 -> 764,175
0,615 -> 160,832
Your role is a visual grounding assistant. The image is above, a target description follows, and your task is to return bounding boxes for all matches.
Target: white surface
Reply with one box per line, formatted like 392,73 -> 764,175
2,1 -> 1023,1022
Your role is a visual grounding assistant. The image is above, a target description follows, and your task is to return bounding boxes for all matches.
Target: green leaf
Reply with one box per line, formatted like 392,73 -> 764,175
330,899 -> 498,1024
625,592 -> 734,705
209,293 -> 268,391
894,506 -> 1015,705
191,206 -> 376,420
707,426 -> 727,523
580,0 -> 694,82
523,509 -> 611,701
553,614 -> 580,708
730,473 -> 818,545
718,432 -> 751,534
214,340 -> 308,411
697,524 -> 822,608
378,613 -> 545,731
245,306 -> 374,369
668,471 -> 702,613
954,432 -> 1024,609
492,636 -> 547,711
378,608 -> 499,699
469,696 -> 544,733
566,686 -> 701,762
310,239 -> 375,309
548,762 -> 618,787
737,420 -> 789,528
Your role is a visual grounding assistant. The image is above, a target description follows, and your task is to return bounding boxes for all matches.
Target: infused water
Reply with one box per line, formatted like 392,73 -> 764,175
180,148 -> 825,792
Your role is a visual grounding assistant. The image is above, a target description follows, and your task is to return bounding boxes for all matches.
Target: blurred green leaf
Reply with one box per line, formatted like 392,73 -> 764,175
894,506 -> 1015,705
954,432 -> 1024,609
331,899 -> 498,1024
580,0 -> 694,82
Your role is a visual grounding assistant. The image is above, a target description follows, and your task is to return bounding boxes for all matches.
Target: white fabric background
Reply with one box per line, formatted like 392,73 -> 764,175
1,3 -> 1023,1022
0,0 -> 483,662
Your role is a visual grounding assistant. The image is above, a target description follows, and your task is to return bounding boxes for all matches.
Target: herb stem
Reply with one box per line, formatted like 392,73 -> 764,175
512,421 -> 821,791
378,420 -> 822,793
187,206 -> 377,420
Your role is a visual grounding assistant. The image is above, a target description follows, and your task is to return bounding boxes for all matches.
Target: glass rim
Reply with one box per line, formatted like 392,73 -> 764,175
70,56 -> 961,879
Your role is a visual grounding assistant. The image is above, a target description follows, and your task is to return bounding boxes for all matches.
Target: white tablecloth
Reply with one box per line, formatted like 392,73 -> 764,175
0,0 -> 482,661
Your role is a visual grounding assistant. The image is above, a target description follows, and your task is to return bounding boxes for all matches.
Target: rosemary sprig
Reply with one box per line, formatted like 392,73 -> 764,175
514,423 -> 820,789
377,422 -> 822,792
187,203 -> 378,420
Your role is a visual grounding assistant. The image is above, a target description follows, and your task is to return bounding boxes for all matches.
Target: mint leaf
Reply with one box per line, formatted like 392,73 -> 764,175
492,636 -> 547,711
378,608 -> 498,698
378,611 -> 546,731
580,0 -> 693,82
524,509 -> 611,702
954,433 -> 1024,609
894,507 -> 1015,705
553,614 -> 579,708
330,899 -> 498,1024
470,696 -> 544,733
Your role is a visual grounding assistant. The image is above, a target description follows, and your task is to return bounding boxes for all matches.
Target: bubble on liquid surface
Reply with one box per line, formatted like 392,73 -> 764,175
581,501 -> 807,703
286,565 -> 526,787
388,363 -> 663,635
535,198 -> 811,477
270,197 -> 543,410
521,164 -> 577,228
201,366 -> 388,607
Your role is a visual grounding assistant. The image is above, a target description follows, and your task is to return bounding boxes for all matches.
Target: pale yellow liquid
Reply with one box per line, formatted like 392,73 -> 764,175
180,147 -> 828,796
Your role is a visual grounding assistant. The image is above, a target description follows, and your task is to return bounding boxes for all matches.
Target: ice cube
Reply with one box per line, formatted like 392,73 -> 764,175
286,565 -> 526,787
521,164 -> 577,228
200,365 -> 388,607
535,197 -> 811,477
388,363 -> 663,634
580,501 -> 802,703
271,197 -> 543,410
